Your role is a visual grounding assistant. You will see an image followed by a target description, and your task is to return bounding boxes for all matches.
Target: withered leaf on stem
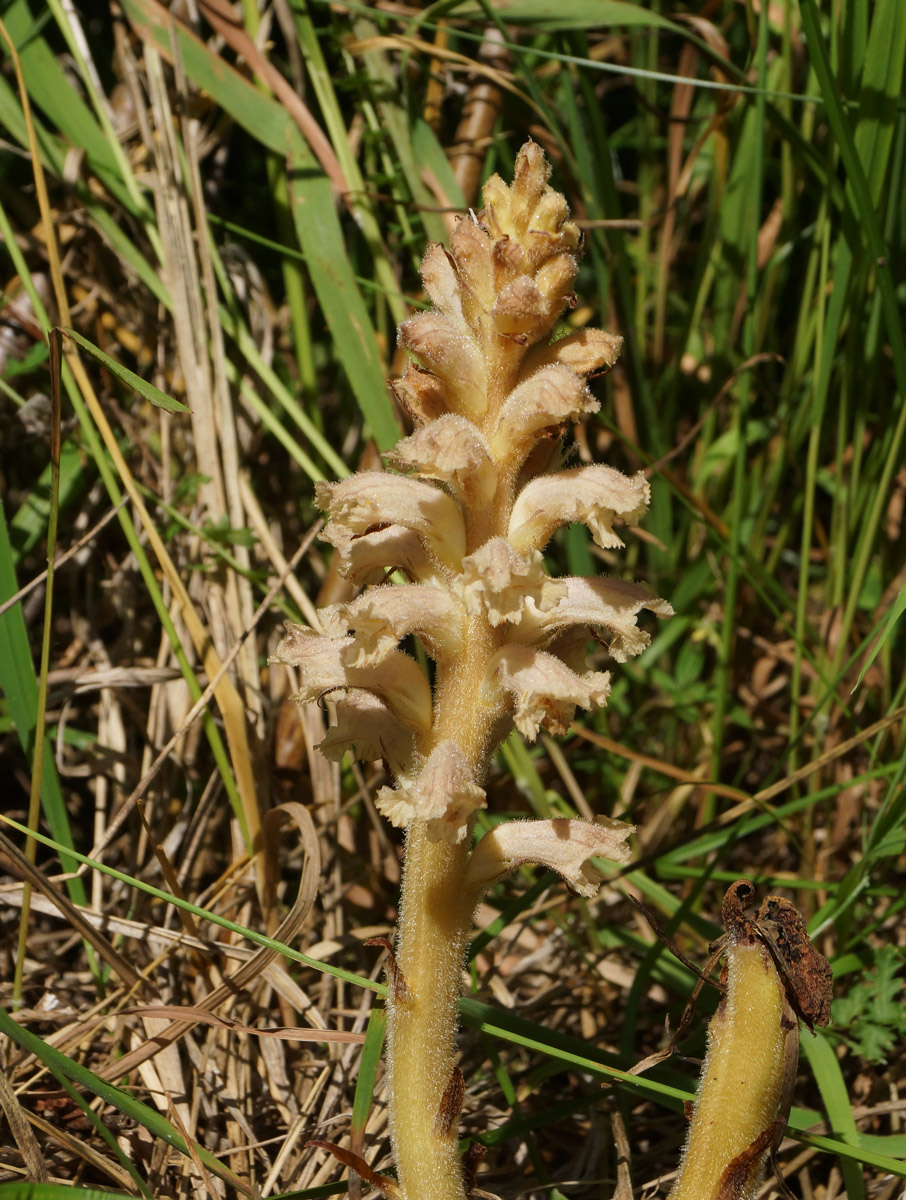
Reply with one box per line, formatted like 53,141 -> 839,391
306,1141 -> 401,1200
435,1067 -> 466,1140
714,1122 -> 781,1200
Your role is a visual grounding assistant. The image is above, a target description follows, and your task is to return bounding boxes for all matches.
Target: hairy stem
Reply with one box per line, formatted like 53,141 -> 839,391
387,827 -> 473,1200
386,626 -> 500,1200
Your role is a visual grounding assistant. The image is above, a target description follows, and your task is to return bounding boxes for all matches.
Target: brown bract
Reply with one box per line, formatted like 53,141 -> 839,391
721,879 -> 833,1031
755,896 -> 834,1030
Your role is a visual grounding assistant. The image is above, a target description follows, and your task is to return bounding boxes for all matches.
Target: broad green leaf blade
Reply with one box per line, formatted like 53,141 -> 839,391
61,328 -> 190,413
411,118 -> 467,213
120,0 -> 295,156
2,0 -> 143,214
0,66 -> 65,175
854,0 -> 906,207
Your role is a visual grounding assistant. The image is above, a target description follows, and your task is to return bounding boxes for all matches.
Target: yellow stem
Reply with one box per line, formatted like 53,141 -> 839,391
386,620 -> 505,1200
669,939 -> 789,1200
387,827 -> 473,1200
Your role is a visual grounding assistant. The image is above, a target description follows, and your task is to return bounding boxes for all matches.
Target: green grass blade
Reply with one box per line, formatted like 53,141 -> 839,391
119,0 -> 294,156
7,439 -> 84,564
0,497 -> 88,901
0,812 -> 383,995
799,0 -> 906,651
801,1030 -> 867,1199
852,582 -> 906,692
288,3 -> 410,327
0,191 -> 247,843
24,1068 -> 152,1197
349,15 -> 450,247
853,0 -> 906,207
3,0 -> 144,215
447,0 -> 682,33
118,0 -> 401,453
61,328 -> 190,414
287,155 -> 401,451
350,1006 -> 387,1137
0,1005 -> 249,1196
461,996 -> 906,1176
410,118 -> 466,213
87,205 -> 170,307
218,306 -> 349,479
0,65 -> 64,174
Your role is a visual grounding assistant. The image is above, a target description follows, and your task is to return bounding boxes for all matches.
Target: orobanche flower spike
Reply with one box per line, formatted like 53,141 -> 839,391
274,141 -> 670,1200
668,881 -> 833,1200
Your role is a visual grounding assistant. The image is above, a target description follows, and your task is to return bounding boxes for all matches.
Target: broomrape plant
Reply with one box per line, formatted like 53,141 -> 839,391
668,881 -> 832,1200
274,142 -> 671,1200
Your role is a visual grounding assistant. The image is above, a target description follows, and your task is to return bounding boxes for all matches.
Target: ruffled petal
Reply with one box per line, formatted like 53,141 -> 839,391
320,584 -> 464,667
510,576 -> 673,662
273,624 -> 433,733
388,416 -> 496,505
375,740 -> 486,843
337,524 -> 435,586
490,366 -> 598,459
318,472 -> 466,571
508,465 -> 649,553
490,644 -> 611,738
457,538 -> 566,627
524,327 -> 623,379
374,783 -> 419,831
464,817 -> 634,899
318,692 -> 416,776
